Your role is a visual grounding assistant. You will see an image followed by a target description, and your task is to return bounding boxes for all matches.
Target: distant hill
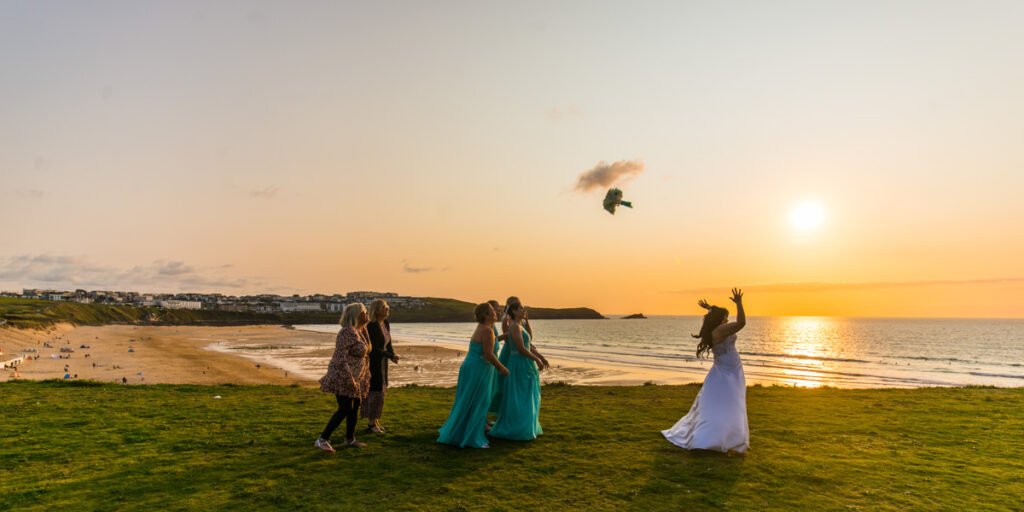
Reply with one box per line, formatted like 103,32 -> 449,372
390,298 -> 605,323
0,297 -> 604,329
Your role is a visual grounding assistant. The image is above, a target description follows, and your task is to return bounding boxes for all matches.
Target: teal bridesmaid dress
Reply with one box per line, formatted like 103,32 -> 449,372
489,325 -> 506,414
489,328 -> 543,441
437,339 -> 498,448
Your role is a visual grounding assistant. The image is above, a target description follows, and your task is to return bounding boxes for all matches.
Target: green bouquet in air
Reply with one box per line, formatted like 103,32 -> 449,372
603,188 -> 633,215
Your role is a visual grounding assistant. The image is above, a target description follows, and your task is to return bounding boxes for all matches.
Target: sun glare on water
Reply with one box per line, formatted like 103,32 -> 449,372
790,201 -> 826,231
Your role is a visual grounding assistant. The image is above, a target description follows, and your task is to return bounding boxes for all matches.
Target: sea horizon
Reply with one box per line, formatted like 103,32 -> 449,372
265,316 -> 1024,390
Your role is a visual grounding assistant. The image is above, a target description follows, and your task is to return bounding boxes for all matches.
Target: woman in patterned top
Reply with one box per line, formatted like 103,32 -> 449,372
315,303 -> 372,452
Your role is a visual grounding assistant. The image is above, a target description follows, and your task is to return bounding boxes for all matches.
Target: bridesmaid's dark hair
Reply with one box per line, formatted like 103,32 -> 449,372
693,305 -> 729,359
506,301 -> 523,318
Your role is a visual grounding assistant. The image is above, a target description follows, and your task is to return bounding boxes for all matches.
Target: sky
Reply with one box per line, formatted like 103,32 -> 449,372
2,1 -> 1023,318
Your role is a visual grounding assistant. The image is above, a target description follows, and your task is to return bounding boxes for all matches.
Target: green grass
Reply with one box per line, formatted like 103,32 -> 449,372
0,298 -> 604,329
1,382 -> 1022,511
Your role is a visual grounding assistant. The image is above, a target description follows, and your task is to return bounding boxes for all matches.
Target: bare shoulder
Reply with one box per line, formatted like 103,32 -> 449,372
710,325 -> 733,343
472,324 -> 492,341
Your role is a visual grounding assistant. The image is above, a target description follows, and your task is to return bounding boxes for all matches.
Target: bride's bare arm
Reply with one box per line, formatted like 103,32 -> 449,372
714,288 -> 746,340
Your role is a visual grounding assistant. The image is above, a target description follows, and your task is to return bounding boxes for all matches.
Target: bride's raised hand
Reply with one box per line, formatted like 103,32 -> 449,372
697,299 -> 712,310
730,288 -> 744,304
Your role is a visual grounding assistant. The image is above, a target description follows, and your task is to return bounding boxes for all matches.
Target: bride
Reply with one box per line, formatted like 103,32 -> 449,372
662,288 -> 749,453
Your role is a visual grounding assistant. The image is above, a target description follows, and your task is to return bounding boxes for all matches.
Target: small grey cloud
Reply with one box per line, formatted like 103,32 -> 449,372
156,261 -> 195,276
574,160 -> 644,192
403,263 -> 433,274
16,189 -> 45,199
0,254 -> 275,292
250,186 -> 280,199
666,277 -> 1024,295
545,106 -> 583,122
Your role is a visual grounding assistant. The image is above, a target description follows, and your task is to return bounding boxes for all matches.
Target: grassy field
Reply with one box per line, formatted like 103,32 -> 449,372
1,382 -> 1022,511
0,298 -> 604,329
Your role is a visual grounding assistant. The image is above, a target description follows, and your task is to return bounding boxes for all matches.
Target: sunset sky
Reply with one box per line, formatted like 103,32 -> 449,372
2,1 -> 1023,318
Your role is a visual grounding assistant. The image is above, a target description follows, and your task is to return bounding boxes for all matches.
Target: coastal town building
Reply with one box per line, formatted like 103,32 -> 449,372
279,302 -> 323,313
7,288 -> 426,313
158,300 -> 203,310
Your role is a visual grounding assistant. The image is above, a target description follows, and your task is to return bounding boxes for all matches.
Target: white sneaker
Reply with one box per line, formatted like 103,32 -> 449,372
314,437 -> 336,453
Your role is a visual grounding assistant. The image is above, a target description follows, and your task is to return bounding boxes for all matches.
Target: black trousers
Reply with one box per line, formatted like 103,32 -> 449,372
321,395 -> 361,441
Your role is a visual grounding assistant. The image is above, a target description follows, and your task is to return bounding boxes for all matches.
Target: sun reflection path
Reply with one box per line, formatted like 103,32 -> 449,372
775,316 -> 844,387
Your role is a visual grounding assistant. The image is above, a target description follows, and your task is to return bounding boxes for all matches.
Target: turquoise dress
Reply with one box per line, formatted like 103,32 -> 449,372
437,339 -> 498,448
488,325 -> 503,414
489,327 -> 543,441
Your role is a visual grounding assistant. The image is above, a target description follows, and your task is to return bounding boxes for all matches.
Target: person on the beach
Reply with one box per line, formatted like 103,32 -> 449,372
489,301 -> 545,441
662,288 -> 749,453
315,303 -> 372,452
363,299 -> 400,434
438,303 -> 510,448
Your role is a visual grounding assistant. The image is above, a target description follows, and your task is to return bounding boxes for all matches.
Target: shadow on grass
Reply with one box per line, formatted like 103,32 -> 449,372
630,442 -> 747,512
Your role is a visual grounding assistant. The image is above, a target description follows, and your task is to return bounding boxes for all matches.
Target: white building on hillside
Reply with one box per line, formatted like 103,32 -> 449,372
159,300 -> 202,310
280,302 -> 323,313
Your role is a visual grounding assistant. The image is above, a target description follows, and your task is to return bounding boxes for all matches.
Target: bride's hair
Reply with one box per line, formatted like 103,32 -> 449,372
693,305 -> 729,359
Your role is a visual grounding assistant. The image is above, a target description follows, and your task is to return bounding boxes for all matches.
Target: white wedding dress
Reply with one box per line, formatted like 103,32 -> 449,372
662,334 -> 749,453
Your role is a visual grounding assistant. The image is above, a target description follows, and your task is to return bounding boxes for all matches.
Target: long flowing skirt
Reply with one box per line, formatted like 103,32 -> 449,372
437,356 -> 497,448
489,342 -> 510,414
489,352 -> 542,441
662,361 -> 748,453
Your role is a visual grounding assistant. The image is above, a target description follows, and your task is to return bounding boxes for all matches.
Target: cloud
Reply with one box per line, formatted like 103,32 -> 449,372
403,263 -> 433,273
402,260 -> 450,273
250,186 -> 280,199
666,277 -> 1024,295
545,106 -> 583,122
156,261 -> 194,276
574,160 -> 644,192
0,254 -> 275,292
16,189 -> 45,199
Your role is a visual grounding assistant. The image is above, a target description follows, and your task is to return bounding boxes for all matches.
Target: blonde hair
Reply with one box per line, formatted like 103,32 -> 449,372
339,303 -> 368,328
368,299 -> 389,322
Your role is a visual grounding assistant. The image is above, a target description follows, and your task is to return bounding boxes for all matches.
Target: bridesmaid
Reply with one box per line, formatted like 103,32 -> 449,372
363,299 -> 399,434
315,303 -> 372,452
490,297 -> 519,416
503,296 -> 549,369
486,299 -> 505,420
438,303 -> 510,448
489,302 -> 545,441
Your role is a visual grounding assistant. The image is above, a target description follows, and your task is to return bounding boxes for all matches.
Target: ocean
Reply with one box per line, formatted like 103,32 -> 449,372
298,316 -> 1024,388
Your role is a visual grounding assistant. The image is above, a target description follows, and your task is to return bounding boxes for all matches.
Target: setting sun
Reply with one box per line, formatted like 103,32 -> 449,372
790,201 -> 826,231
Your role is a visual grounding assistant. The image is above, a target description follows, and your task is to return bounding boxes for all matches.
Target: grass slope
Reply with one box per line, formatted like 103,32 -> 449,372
0,298 -> 604,329
1,382 -> 1022,511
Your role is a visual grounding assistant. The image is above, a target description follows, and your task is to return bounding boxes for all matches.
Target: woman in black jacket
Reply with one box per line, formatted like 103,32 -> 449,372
362,299 -> 399,434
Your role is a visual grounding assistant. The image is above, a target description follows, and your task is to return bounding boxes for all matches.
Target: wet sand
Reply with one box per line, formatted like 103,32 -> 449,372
1,324 -> 683,387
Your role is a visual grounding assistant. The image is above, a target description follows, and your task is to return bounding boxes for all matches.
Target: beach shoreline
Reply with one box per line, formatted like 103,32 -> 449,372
0,324 -> 676,387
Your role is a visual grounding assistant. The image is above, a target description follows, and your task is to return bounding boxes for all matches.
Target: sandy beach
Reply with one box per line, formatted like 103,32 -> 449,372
0,324 -> 684,387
